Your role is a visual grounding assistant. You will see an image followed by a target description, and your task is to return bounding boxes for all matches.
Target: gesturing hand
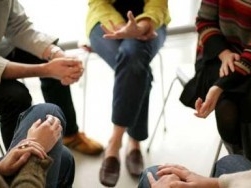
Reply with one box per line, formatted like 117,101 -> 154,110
194,86 -> 223,118
101,11 -> 157,40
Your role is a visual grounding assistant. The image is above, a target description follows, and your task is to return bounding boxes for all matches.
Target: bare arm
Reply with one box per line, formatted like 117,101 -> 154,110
2,57 -> 83,85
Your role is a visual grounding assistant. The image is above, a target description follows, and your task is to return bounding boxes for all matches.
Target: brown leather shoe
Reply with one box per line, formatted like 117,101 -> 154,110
63,132 -> 104,155
99,157 -> 120,187
126,149 -> 144,177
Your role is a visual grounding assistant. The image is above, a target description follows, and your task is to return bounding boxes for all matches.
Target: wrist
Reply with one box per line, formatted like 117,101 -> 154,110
48,46 -> 62,60
43,45 -> 63,61
209,178 -> 220,188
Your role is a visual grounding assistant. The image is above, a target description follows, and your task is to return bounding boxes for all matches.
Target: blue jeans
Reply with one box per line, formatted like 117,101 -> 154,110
8,103 -> 75,188
90,23 -> 167,140
213,154 -> 251,177
138,154 -> 251,188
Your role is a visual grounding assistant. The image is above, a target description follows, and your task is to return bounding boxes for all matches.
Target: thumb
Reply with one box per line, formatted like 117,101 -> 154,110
63,59 -> 81,67
147,172 -> 156,185
32,119 -> 42,128
234,53 -> 240,61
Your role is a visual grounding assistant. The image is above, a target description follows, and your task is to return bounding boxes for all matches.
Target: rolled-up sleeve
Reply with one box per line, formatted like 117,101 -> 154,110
5,0 -> 58,59
219,170 -> 251,188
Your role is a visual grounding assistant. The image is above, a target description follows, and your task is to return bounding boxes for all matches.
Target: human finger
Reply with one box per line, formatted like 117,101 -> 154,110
46,115 -> 55,126
0,148 -> 31,176
30,119 -> 42,129
61,76 -> 79,85
101,24 -> 112,34
68,72 -> 83,80
157,165 -> 187,176
170,180 -> 192,188
127,11 -> 137,25
61,77 -> 74,85
48,116 -> 62,130
147,172 -> 156,185
219,64 -> 225,77
18,141 -> 46,159
228,61 -> 235,73
194,98 -> 202,112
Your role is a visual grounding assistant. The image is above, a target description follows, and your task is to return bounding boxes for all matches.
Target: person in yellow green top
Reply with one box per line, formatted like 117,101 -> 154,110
86,0 -> 170,187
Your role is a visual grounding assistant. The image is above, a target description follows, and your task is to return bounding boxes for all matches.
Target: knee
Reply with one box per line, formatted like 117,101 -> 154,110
138,166 -> 158,188
116,48 -> 151,76
33,103 -> 67,130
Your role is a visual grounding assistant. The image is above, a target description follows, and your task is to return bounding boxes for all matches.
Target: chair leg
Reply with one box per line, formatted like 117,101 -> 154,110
158,52 -> 167,133
82,52 -> 90,131
147,76 -> 178,153
210,139 -> 223,177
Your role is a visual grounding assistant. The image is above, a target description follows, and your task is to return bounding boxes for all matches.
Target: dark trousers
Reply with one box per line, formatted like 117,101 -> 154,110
0,48 -> 78,149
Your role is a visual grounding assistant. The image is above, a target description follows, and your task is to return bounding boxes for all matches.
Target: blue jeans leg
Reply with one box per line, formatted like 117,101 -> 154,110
213,154 -> 251,177
138,165 -> 159,188
8,103 -> 74,188
58,146 -> 75,188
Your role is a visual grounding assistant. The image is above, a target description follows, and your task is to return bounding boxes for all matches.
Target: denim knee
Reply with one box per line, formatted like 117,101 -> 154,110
138,166 -> 158,188
214,154 -> 251,177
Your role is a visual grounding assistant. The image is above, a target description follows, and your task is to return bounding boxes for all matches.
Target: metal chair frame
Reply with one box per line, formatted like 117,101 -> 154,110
146,63 -> 223,178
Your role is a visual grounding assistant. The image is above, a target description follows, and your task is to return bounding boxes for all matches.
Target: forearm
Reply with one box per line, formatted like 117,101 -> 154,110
206,178 -> 220,188
2,62 -> 48,80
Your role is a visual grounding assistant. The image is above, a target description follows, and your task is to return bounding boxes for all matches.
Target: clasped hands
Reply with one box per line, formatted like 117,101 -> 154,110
0,115 -> 62,176
147,164 -> 219,188
101,11 -> 157,40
